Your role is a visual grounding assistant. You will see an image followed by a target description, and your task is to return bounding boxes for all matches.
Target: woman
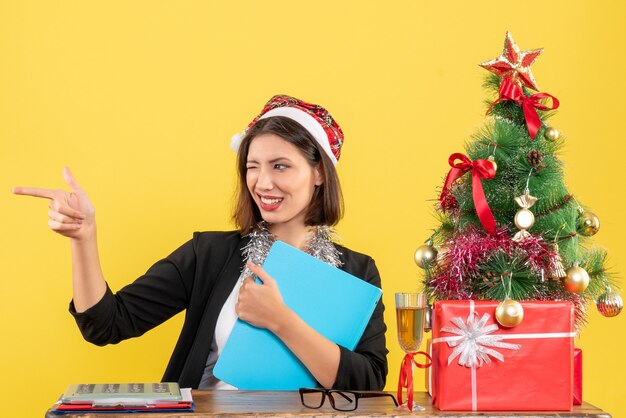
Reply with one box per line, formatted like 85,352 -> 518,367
13,95 -> 388,390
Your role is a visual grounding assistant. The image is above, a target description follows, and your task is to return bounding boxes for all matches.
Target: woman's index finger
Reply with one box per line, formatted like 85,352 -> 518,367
12,187 -> 56,200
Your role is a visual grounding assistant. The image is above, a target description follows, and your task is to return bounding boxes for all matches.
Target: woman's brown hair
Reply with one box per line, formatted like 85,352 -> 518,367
233,116 -> 344,233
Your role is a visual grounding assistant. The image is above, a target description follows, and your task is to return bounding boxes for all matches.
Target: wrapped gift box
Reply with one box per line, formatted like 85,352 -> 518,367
431,300 -> 574,411
573,348 -> 582,405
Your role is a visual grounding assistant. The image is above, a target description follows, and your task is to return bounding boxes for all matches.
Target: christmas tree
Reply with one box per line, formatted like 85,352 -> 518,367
417,32 -> 622,327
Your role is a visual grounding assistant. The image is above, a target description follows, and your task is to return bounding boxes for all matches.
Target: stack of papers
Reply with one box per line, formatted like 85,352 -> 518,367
50,383 -> 194,414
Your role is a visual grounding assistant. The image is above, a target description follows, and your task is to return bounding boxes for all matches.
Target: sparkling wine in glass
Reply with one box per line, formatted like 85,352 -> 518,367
395,292 -> 427,411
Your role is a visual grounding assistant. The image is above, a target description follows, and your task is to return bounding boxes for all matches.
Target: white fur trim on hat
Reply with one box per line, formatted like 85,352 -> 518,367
259,107 -> 338,166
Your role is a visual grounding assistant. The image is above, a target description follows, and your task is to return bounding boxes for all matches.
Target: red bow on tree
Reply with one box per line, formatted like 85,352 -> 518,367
489,77 -> 560,139
440,153 -> 497,235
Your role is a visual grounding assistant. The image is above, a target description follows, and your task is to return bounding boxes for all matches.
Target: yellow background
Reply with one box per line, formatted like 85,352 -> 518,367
2,1 -> 625,416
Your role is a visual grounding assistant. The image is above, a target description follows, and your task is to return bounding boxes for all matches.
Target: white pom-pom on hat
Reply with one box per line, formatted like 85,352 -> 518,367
230,131 -> 246,153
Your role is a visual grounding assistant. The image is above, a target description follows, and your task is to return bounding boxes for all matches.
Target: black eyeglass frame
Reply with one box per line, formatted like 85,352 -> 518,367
298,388 -> 399,411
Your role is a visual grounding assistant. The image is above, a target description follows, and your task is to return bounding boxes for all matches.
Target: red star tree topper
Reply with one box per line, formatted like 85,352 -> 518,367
480,32 -> 543,91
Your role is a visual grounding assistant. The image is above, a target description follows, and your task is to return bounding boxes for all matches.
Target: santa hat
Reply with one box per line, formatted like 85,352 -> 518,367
230,95 -> 344,165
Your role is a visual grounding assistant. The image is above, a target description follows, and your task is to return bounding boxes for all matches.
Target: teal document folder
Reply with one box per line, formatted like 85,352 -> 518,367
213,241 -> 382,390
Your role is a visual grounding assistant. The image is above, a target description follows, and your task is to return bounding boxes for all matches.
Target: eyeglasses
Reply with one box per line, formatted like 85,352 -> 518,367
299,388 -> 398,411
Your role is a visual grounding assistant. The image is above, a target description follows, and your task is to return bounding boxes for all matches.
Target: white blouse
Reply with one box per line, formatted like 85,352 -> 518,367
197,279 -> 243,390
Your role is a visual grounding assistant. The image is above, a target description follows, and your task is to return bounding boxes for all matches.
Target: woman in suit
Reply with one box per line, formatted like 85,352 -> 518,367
13,95 -> 388,390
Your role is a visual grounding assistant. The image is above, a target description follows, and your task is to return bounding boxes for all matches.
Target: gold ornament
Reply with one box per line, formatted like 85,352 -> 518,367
577,211 -> 600,236
488,155 -> 497,174
548,245 -> 567,279
544,126 -> 560,141
495,299 -> 524,327
596,290 -> 623,317
563,265 -> 590,293
512,188 -> 537,241
414,243 -> 438,269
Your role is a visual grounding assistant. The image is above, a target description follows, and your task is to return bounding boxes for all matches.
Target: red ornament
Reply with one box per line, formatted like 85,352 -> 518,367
480,32 -> 543,91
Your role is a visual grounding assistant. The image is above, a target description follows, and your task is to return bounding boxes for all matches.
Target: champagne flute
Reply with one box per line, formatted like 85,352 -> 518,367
395,292 -> 427,411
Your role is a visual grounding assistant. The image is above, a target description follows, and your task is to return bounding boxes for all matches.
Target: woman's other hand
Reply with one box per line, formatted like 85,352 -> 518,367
12,167 -> 95,241
236,261 -> 291,332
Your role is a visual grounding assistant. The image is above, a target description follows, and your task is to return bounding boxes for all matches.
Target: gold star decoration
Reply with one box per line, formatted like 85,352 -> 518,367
480,32 -> 543,91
